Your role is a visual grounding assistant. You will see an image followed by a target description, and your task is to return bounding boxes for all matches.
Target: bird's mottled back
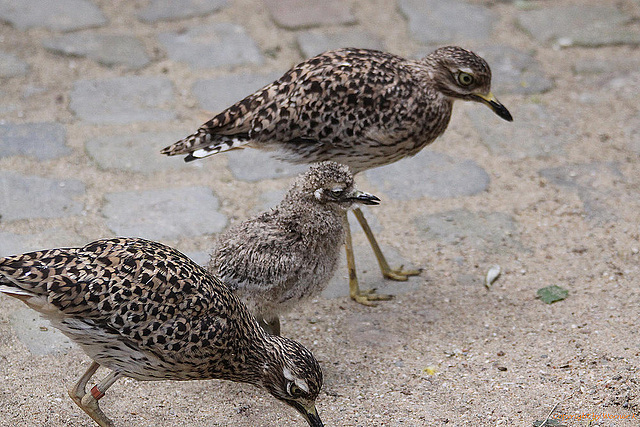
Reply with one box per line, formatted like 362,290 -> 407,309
1,238 -> 255,380
162,46 -> 511,173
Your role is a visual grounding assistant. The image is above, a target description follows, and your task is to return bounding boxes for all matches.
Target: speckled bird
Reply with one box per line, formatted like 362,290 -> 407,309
209,161 -> 380,336
0,238 -> 324,427
162,46 -> 513,304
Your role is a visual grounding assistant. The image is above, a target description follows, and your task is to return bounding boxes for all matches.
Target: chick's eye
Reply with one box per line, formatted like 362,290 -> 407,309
287,382 -> 303,398
457,72 -> 474,86
330,189 -> 344,197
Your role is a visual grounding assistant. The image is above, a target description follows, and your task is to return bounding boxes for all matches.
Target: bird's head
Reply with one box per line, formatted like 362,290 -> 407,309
261,337 -> 324,427
290,161 -> 380,210
425,46 -> 513,122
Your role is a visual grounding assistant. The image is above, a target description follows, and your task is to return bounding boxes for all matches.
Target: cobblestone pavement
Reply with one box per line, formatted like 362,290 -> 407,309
1,0 -> 640,426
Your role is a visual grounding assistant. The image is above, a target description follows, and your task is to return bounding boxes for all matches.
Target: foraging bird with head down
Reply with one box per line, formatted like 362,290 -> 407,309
209,161 -> 380,336
0,238 -> 324,427
162,46 -> 513,305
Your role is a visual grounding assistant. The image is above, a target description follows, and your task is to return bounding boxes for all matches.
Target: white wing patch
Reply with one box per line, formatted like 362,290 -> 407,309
0,284 -> 34,297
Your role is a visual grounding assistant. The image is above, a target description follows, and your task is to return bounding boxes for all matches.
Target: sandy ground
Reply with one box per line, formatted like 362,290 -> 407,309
1,0 -> 640,426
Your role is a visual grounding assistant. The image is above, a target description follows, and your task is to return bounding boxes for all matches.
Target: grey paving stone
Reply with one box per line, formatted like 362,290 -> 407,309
571,57 -> 640,76
158,22 -> 263,69
0,122 -> 70,160
0,89 -> 15,114
193,72 -> 282,113
0,0 -> 107,31
517,5 -> 640,47
364,150 -> 490,200
137,0 -> 228,23
398,0 -> 497,44
0,229 -> 87,258
322,244 -> 421,299
347,206 -> 383,235
184,251 -> 210,267
539,162 -> 624,223
0,232 -> 30,257
103,187 -> 227,241
86,131 -> 193,173
70,76 -> 176,124
0,51 -> 28,78
263,0 -> 356,29
414,209 -> 523,254
0,172 -> 85,221
467,103 -> 570,159
255,189 -> 287,213
296,30 -> 384,58
42,33 -> 150,70
476,45 -> 553,95
226,149 -> 307,182
8,307 -> 75,356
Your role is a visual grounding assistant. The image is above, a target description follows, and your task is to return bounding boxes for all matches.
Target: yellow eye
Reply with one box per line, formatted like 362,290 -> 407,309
288,382 -> 303,398
457,72 -> 474,86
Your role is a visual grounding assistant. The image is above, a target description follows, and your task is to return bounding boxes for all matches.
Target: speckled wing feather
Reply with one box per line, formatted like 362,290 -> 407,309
211,212 -> 303,291
162,48 -> 435,170
0,238 -> 251,380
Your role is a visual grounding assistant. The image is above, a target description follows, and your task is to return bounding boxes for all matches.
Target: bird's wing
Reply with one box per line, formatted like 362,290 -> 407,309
161,48 -> 406,162
210,215 -> 305,290
0,238 -> 229,323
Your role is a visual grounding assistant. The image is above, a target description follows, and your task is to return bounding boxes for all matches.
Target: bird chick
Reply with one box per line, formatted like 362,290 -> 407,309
0,238 -> 324,427
209,161 -> 379,335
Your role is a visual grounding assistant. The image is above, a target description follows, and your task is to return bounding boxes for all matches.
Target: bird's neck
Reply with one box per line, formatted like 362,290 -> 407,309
223,321 -> 271,386
406,56 -> 439,82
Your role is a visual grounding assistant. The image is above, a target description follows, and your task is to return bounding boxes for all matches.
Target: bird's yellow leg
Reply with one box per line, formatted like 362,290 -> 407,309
69,361 -> 100,407
352,208 -> 422,281
344,213 -> 393,306
69,364 -> 121,427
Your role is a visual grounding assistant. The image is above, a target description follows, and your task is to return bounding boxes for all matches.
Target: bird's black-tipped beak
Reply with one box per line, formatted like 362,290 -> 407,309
473,92 -> 513,122
348,190 -> 380,206
290,401 -> 324,427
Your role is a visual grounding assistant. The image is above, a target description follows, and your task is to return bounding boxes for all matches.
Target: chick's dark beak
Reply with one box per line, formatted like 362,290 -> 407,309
474,92 -> 513,122
290,401 -> 324,427
348,190 -> 380,206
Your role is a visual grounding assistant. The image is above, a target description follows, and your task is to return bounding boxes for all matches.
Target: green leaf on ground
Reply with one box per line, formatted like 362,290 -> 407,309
536,285 -> 569,304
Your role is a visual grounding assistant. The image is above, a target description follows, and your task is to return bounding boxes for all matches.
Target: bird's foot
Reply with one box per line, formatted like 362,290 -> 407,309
68,387 -> 84,408
77,388 -> 115,427
382,265 -> 422,282
351,288 -> 393,306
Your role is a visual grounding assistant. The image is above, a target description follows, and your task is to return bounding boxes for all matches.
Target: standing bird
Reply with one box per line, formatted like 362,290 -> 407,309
162,46 -> 513,305
0,238 -> 323,427
209,161 -> 380,335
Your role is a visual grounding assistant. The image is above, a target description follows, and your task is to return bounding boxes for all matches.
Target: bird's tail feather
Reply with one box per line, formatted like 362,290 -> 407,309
161,129 -> 250,162
0,248 -> 77,295
0,260 -> 38,301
